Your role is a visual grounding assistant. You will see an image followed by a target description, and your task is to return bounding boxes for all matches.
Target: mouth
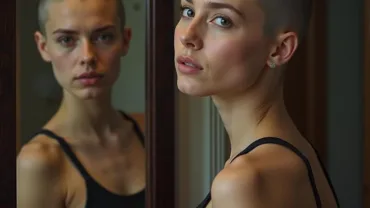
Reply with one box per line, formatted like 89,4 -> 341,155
75,72 -> 104,86
176,56 -> 203,74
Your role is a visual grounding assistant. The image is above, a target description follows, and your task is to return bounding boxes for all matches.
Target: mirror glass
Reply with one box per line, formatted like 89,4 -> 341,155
17,0 -> 147,207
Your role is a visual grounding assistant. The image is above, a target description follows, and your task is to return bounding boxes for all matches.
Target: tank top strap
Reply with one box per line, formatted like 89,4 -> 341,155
34,129 -> 92,180
230,137 -> 321,207
119,111 -> 145,146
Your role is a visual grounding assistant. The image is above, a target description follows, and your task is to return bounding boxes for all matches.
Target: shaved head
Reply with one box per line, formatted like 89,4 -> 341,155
257,0 -> 313,41
37,0 -> 126,35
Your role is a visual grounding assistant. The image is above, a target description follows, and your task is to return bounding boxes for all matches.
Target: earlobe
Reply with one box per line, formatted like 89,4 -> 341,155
34,31 -> 51,62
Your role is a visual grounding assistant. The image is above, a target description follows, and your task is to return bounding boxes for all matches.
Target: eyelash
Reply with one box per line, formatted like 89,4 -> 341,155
56,33 -> 115,47
179,5 -> 233,28
97,33 -> 115,42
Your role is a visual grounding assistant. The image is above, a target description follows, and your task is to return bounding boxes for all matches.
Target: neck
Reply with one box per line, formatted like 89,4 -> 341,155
55,90 -> 121,140
212,71 -> 296,161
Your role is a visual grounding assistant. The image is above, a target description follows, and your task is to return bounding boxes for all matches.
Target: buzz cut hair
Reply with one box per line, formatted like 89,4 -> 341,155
36,0 -> 126,35
258,0 -> 313,42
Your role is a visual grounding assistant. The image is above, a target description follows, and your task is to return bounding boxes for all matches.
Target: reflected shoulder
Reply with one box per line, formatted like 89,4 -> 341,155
17,136 -> 67,208
17,135 -> 66,179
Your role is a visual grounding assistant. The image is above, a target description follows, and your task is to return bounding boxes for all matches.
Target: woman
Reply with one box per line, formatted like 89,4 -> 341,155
17,0 -> 145,207
174,0 -> 340,207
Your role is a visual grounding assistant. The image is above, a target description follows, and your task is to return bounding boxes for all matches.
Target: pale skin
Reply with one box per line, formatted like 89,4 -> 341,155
16,0 -> 145,207
174,0 -> 338,207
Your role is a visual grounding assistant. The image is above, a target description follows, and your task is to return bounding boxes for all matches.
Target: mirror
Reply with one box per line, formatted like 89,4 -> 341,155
16,0 -> 151,207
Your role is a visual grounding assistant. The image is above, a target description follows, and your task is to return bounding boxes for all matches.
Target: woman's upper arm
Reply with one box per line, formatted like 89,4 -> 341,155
17,141 -> 65,208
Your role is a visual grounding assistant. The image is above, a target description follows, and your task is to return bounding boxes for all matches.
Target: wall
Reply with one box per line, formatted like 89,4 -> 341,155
176,95 -> 212,208
327,0 -> 364,207
17,0 -> 146,144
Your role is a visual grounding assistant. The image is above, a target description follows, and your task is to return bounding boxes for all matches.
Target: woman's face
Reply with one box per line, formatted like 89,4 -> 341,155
35,0 -> 131,100
174,0 -> 274,97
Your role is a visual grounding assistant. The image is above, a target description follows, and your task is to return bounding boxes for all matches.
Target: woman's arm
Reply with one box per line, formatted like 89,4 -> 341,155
17,141 -> 66,208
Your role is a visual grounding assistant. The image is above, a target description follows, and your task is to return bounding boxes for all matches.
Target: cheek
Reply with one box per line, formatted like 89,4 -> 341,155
174,23 -> 185,51
100,48 -> 121,70
48,53 -> 74,88
205,38 -> 266,85
206,39 -> 251,74
50,51 -> 74,74
94,48 -> 122,79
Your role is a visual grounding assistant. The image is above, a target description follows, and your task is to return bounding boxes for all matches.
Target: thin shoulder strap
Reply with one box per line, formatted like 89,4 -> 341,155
35,129 -> 92,180
312,146 -> 340,206
230,137 -> 321,208
119,111 -> 145,146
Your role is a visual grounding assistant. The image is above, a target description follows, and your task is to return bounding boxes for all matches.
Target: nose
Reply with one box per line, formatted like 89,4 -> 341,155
179,23 -> 203,50
80,40 -> 96,66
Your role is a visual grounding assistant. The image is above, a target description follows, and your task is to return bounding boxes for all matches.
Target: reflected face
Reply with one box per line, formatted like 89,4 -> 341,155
174,0 -> 272,97
35,0 -> 131,100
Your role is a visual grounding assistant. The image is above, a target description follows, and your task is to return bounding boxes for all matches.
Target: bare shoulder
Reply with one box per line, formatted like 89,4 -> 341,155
17,135 -> 66,207
211,146 -> 308,208
17,135 -> 65,174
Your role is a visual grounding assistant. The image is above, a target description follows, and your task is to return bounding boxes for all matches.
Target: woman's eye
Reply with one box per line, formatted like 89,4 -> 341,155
181,7 -> 195,18
58,36 -> 75,46
213,17 -> 232,27
97,33 -> 114,42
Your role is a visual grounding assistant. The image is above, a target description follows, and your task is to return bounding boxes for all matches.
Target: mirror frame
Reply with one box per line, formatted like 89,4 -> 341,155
0,0 -> 16,207
145,0 -> 176,208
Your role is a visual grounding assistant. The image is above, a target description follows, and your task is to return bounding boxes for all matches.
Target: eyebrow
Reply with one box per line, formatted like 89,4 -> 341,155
52,25 -> 116,34
185,0 -> 244,18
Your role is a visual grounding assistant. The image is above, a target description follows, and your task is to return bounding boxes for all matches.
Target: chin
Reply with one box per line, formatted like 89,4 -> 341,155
73,87 -> 108,100
176,78 -> 212,97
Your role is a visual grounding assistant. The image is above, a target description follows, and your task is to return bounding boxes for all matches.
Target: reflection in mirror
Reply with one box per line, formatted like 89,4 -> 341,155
16,0 -> 146,207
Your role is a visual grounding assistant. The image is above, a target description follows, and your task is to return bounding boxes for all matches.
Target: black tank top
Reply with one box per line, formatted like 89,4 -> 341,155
34,111 -> 145,208
197,137 -> 340,208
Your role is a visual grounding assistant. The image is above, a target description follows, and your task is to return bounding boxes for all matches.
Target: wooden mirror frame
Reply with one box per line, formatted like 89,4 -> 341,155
145,0 -> 176,208
0,0 -> 16,207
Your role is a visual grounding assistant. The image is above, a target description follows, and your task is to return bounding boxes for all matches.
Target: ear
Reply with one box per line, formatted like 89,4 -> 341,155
34,31 -> 52,62
120,27 -> 132,56
266,31 -> 298,68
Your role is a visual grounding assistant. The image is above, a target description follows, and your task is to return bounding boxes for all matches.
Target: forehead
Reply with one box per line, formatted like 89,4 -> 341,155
184,0 -> 263,18
45,0 -> 119,31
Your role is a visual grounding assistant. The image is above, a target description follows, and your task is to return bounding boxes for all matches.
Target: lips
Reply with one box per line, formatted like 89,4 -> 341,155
75,72 -> 104,86
177,56 -> 203,69
76,72 -> 104,79
176,56 -> 203,74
